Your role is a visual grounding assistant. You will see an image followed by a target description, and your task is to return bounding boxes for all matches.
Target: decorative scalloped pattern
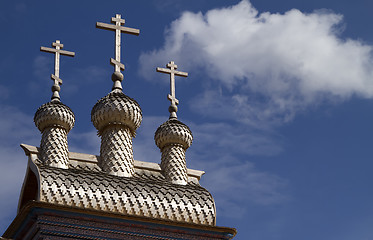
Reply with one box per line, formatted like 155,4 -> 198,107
161,144 -> 188,185
154,119 -> 193,150
91,91 -> 142,136
38,165 -> 216,225
100,125 -> 134,177
34,101 -> 75,132
69,161 -> 101,172
40,127 -> 69,168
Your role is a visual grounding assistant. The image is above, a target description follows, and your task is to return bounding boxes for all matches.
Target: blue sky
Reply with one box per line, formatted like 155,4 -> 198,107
1,0 -> 373,239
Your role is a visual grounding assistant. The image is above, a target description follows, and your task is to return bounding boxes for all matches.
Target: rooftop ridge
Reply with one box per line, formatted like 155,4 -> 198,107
20,143 -> 205,179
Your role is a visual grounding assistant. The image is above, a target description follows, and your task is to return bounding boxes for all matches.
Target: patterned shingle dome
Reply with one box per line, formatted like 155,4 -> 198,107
91,91 -> 142,136
154,118 -> 193,150
34,101 -> 75,132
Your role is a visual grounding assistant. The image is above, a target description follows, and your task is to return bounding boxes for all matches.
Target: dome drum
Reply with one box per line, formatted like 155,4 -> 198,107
91,90 -> 142,177
154,119 -> 193,150
91,91 -> 142,136
34,101 -> 75,169
34,101 -> 75,132
155,119 -> 193,185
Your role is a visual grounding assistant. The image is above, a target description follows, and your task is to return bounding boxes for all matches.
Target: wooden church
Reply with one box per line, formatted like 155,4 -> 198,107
2,14 -> 236,240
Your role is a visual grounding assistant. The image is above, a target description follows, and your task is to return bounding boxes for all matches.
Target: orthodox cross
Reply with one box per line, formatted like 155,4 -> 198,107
96,14 -> 140,73
156,61 -> 188,118
40,40 -> 75,101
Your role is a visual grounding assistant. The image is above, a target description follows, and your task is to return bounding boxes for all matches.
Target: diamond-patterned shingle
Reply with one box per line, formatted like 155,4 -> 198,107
33,163 -> 215,225
19,144 -> 214,226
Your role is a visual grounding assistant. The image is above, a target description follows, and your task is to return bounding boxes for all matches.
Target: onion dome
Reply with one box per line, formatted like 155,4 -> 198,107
154,118 -> 193,150
34,101 -> 75,133
91,90 -> 142,136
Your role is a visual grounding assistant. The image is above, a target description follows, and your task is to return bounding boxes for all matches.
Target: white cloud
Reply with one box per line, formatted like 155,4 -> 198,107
139,0 -> 373,126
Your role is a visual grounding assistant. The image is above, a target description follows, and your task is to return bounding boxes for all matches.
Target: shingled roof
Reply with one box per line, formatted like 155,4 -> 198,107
18,144 -> 216,226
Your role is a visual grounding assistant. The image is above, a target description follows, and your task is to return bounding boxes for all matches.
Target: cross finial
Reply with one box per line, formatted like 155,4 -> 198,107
96,14 -> 140,91
40,40 -> 75,102
156,61 -> 188,119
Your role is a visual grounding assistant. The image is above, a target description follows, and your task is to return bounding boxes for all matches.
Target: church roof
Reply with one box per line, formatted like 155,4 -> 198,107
18,144 -> 216,226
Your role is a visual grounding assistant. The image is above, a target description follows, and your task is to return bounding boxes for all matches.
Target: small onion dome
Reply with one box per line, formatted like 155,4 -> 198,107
34,101 -> 75,132
154,118 -> 193,150
91,91 -> 142,136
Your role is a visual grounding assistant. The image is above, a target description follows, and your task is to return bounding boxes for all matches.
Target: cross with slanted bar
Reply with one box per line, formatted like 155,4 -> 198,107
40,40 -> 75,101
157,61 -> 188,118
96,14 -> 140,73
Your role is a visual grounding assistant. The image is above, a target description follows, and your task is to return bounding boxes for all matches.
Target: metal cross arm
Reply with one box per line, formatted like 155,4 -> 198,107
96,22 -> 140,36
110,58 -> 125,71
40,47 -> 75,57
157,61 -> 188,76
156,67 -> 188,78
50,74 -> 63,85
